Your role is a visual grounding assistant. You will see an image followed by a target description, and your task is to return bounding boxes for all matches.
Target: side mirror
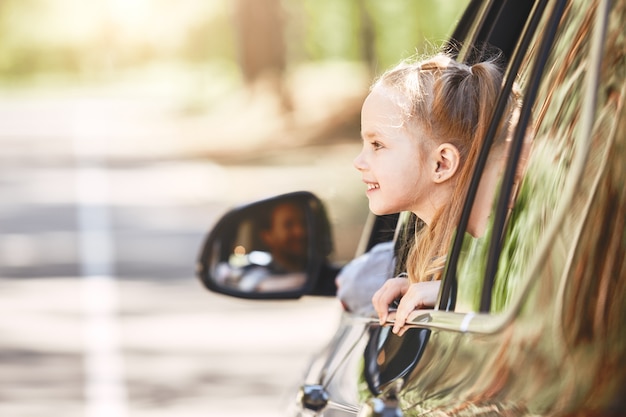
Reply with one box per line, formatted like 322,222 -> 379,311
196,191 -> 335,299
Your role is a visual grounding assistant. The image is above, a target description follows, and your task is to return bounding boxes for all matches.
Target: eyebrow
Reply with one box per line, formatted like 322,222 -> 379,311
360,130 -> 379,140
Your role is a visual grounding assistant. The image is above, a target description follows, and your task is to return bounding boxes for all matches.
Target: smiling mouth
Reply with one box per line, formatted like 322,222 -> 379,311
367,183 -> 380,191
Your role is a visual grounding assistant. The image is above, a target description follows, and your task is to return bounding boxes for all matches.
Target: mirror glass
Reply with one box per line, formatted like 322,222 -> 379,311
201,193 -> 320,297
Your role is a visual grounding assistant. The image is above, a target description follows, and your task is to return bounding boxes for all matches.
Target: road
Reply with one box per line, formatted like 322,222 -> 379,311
0,93 -> 369,417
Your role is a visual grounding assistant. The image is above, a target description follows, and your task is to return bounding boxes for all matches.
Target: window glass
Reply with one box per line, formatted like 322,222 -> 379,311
455,2 -> 610,313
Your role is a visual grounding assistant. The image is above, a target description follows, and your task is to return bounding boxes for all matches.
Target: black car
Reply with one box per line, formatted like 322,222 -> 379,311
197,0 -> 626,415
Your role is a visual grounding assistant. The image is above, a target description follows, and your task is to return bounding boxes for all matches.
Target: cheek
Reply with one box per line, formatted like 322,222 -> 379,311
406,167 -> 428,189
397,164 -> 433,204
394,155 -> 425,186
382,169 -> 420,202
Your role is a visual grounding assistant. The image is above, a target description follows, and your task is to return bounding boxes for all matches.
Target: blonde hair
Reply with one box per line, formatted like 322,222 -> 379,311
373,53 -> 521,282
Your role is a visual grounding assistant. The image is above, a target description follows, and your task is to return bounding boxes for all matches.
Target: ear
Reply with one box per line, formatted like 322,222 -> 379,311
432,143 -> 460,183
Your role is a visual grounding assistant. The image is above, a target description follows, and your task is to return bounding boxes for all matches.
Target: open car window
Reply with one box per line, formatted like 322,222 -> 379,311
453,0 -> 620,314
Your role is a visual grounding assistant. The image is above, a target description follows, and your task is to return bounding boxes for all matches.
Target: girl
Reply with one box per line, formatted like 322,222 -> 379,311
353,52 -> 521,334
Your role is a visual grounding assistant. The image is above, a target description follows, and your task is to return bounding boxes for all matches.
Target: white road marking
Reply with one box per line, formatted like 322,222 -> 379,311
74,102 -> 128,417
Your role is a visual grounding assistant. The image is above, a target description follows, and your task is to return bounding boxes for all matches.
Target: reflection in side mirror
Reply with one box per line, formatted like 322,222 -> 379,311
197,191 -> 333,299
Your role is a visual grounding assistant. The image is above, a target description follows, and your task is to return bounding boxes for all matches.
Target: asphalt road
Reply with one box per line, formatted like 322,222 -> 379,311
0,93 -> 369,417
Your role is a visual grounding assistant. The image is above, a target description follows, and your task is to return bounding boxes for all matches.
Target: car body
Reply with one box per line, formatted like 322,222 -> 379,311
197,0 -> 626,415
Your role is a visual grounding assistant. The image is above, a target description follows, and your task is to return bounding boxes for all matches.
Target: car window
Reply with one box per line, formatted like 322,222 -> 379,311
454,0 -> 617,314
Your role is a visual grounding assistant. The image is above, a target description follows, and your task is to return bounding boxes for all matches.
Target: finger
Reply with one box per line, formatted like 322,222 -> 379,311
397,324 -> 409,337
373,279 -> 406,326
372,282 -> 395,323
392,301 -> 409,334
372,288 -> 388,324
392,318 -> 405,334
374,308 -> 386,325
392,288 -> 419,334
397,309 -> 422,336
375,312 -> 386,325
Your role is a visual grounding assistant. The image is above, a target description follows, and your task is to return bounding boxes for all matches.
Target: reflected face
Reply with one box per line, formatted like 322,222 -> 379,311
261,202 -> 308,263
354,84 -> 439,222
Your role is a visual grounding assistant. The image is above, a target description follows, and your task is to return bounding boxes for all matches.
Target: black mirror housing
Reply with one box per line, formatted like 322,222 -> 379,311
196,191 -> 336,299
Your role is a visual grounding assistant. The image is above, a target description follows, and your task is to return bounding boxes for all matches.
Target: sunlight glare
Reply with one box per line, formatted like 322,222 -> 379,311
109,0 -> 150,26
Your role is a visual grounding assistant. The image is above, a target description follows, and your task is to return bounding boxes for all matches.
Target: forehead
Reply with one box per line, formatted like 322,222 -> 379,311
361,84 -> 412,133
361,84 -> 432,143
272,203 -> 303,222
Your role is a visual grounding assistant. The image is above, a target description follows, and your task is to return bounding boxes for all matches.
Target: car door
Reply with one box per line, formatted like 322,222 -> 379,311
362,0 -> 625,415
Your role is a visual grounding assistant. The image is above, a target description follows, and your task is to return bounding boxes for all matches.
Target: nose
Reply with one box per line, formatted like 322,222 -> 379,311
353,149 -> 367,171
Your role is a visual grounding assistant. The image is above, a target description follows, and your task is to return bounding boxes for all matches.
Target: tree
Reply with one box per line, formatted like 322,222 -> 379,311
233,0 -> 292,111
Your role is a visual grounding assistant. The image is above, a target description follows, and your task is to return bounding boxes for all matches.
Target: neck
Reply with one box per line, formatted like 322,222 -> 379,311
468,146 -> 508,237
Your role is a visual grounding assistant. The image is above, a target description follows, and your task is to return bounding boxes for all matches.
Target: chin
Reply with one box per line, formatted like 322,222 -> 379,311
369,205 -> 395,217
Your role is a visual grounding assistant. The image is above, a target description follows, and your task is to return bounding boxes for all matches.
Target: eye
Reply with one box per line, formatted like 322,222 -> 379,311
371,141 -> 384,150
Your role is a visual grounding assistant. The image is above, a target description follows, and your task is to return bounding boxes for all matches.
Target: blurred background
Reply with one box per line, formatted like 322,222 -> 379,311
0,1 -> 467,416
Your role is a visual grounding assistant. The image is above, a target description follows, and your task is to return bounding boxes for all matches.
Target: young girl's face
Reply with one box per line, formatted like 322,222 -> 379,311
354,84 -> 441,223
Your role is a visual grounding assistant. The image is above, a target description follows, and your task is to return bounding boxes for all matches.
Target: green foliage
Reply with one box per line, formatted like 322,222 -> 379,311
363,0 -> 469,71
286,0 -> 468,71
296,0 -> 363,62
0,0 -> 468,82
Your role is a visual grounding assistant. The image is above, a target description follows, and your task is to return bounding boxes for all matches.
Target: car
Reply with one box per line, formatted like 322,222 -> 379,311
196,0 -> 626,415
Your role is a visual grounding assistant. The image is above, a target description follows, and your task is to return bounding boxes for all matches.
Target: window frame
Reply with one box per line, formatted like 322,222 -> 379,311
439,0 -> 568,312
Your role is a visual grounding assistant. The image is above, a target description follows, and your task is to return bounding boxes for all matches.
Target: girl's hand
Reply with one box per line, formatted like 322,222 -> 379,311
392,281 -> 441,334
371,277 -> 410,325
